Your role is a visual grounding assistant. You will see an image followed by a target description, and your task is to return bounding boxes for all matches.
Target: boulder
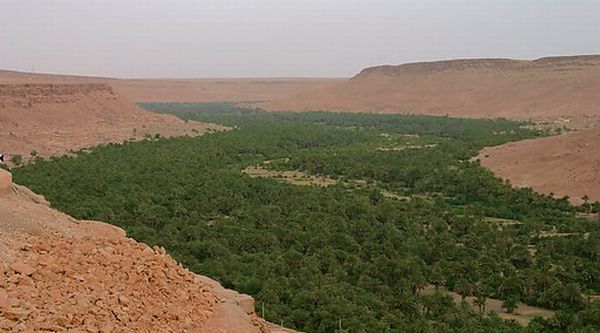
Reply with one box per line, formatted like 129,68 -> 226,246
234,293 -> 256,315
10,262 -> 36,276
0,289 -> 9,309
0,169 -> 12,196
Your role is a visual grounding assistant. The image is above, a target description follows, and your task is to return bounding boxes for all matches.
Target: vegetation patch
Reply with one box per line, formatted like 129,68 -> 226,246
12,103 -> 599,333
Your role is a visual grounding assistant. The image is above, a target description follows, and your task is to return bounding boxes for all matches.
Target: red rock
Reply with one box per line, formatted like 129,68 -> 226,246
10,262 -> 36,276
0,169 -> 12,196
0,289 -> 10,309
31,242 -> 52,253
3,307 -> 30,321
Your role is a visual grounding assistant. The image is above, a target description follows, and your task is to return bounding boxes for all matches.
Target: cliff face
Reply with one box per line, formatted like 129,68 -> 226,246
0,171 -> 268,332
0,83 -> 226,161
263,55 -> 600,122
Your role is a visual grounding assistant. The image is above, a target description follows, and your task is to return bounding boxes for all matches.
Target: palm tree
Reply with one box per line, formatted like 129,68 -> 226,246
454,279 -> 473,301
501,295 -> 519,314
473,294 -> 487,314
582,195 -> 590,204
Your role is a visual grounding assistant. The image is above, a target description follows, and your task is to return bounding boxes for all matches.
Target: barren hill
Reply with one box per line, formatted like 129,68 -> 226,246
0,83 -> 225,161
0,70 -> 341,103
264,55 -> 600,122
477,128 -> 600,204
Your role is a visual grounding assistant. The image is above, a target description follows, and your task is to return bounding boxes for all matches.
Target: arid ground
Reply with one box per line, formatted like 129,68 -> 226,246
477,128 -> 600,204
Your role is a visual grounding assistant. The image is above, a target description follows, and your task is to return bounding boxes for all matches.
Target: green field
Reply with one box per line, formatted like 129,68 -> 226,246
13,103 -> 599,333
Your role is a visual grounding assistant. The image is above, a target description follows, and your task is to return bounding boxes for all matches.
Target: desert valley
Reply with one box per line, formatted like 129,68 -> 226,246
1,2 -> 599,332
1,54 -> 599,332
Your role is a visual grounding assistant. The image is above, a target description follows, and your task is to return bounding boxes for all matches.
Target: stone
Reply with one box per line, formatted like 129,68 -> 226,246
0,169 -> 12,196
235,293 -> 256,315
0,289 -> 10,309
10,262 -> 36,276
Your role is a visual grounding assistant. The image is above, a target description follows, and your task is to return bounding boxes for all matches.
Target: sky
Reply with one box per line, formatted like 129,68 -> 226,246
1,0 -> 599,78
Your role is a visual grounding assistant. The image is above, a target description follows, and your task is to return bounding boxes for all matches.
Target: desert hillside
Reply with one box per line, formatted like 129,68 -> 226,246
0,169 -> 270,332
0,70 -> 341,103
0,83 -> 225,161
264,55 -> 600,123
477,128 -> 600,204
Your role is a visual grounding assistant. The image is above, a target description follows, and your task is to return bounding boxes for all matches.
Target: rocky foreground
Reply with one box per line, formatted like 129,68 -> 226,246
0,169 -> 270,332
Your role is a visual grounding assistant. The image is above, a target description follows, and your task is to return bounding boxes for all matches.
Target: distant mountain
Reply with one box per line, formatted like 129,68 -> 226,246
0,69 -> 341,103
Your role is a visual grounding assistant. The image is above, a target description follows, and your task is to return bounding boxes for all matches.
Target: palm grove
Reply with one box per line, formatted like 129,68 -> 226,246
13,104 -> 600,333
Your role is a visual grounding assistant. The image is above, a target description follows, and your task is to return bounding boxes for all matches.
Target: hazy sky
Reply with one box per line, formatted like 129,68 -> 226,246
1,0 -> 598,78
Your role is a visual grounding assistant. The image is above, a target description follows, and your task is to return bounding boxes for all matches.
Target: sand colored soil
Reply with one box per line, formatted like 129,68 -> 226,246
0,173 -> 269,332
0,83 -> 226,161
477,128 -> 600,204
0,70 -> 341,103
263,55 -> 600,124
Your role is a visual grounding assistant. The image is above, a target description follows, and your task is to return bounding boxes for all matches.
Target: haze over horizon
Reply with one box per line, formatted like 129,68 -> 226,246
1,0 -> 599,78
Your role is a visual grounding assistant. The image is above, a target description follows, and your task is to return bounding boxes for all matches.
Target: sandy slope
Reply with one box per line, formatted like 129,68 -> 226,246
0,170 -> 270,332
477,128 -> 600,204
264,55 -> 600,123
0,83 -> 226,160
0,70 -> 341,103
